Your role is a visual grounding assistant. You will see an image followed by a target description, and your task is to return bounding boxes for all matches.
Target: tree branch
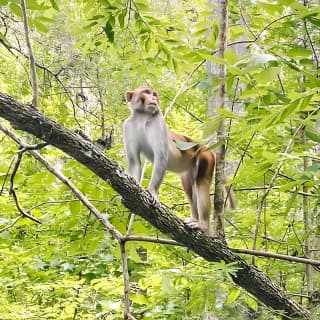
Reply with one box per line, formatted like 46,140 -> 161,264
20,0 -> 38,108
0,92 -> 311,319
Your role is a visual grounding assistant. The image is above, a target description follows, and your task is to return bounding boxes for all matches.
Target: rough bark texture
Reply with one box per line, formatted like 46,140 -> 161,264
0,93 -> 310,319
213,0 -> 228,238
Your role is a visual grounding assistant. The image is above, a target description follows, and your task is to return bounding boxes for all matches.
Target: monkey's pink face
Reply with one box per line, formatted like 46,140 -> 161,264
140,88 -> 159,113
125,87 -> 160,114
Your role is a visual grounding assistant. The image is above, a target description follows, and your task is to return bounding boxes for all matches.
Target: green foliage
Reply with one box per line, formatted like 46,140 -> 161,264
0,0 -> 320,319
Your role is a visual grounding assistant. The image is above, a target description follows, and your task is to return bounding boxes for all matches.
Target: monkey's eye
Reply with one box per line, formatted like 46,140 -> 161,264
153,92 -> 158,97
144,89 -> 151,95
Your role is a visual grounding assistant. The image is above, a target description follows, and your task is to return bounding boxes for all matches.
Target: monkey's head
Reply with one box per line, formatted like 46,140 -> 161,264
125,87 -> 160,115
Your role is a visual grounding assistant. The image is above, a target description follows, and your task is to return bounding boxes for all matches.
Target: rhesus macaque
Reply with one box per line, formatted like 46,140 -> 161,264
124,86 -> 216,233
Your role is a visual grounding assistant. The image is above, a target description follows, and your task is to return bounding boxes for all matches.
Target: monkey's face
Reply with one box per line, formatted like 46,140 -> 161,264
125,87 -> 160,115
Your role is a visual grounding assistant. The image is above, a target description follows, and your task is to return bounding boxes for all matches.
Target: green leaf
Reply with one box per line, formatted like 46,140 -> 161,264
255,67 -> 279,83
204,54 -> 227,65
0,0 -> 9,6
257,2 -> 283,14
103,20 -> 115,43
203,116 -> 223,138
306,163 -> 320,172
306,16 -> 320,27
278,179 -> 307,192
284,190 -> 298,215
117,11 -> 125,28
226,288 -> 241,304
305,126 -> 320,143
278,0 -> 295,5
69,201 -> 80,215
38,16 -> 54,23
175,140 -> 198,151
131,293 -> 148,305
245,296 -> 258,311
287,47 -> 312,58
216,108 -> 237,119
10,2 -> 22,17
277,95 -> 312,123
32,20 -> 49,33
0,31 -> 9,44
228,25 -> 246,41
26,0 -> 50,10
49,0 -> 59,10
135,0 -> 151,11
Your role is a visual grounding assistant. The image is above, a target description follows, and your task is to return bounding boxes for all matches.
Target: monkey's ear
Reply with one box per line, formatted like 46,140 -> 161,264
125,91 -> 134,102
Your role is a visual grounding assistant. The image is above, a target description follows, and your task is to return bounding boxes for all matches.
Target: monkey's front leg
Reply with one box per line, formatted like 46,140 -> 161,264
128,155 -> 142,184
148,150 -> 168,201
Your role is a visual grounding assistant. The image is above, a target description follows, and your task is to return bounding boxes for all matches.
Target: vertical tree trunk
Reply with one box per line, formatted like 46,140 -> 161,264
207,0 -> 228,238
301,129 -> 313,305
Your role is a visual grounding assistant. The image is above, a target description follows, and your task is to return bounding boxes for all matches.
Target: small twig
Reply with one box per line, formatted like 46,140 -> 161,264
124,235 -> 181,246
124,236 -> 320,268
239,0 -> 257,39
0,123 -> 123,239
224,81 -> 253,208
164,60 -> 205,118
304,19 -> 319,69
277,74 -> 285,95
0,40 -> 81,127
252,103 -> 320,262
256,14 -> 295,40
127,314 -> 138,320
0,216 -> 23,233
0,155 -> 15,196
9,151 -> 41,224
235,186 -> 319,198
161,93 -> 203,123
20,0 -> 38,108
252,125 -> 301,263
120,240 -> 131,320
231,247 -> 320,267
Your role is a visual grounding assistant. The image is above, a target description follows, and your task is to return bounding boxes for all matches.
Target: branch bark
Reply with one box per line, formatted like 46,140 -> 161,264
0,92 -> 311,319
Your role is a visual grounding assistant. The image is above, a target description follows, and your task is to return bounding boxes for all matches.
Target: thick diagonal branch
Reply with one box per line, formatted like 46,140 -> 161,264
0,92 -> 310,319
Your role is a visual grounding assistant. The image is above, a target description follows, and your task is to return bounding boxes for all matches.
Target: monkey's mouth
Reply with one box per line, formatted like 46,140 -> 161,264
147,103 -> 158,114
147,103 -> 158,111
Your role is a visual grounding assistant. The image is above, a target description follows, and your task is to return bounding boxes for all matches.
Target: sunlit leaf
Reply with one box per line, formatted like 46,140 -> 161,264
10,2 -> 22,16
287,47 -> 312,58
216,108 -> 237,119
255,67 -> 279,83
226,288 -> 241,304
131,293 -> 148,305
32,20 -> 49,33
246,297 -> 258,312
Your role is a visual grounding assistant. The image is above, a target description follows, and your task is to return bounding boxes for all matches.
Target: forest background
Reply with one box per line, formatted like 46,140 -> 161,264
0,0 -> 319,319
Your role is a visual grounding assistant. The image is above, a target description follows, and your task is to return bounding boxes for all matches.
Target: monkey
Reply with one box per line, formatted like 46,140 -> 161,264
123,86 -> 217,233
